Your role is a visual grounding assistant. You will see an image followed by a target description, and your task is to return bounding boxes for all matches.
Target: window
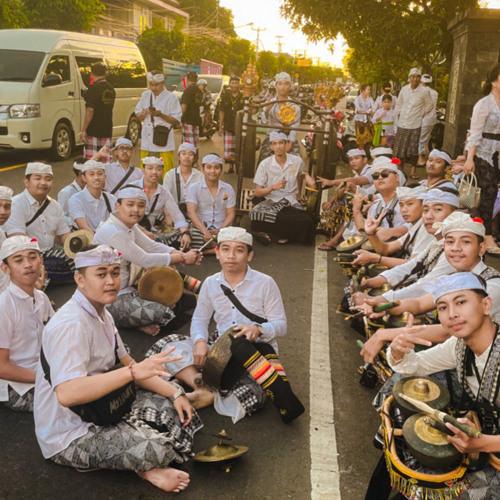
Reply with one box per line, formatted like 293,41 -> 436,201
0,50 -> 45,82
105,58 -> 147,89
44,55 -> 71,83
75,56 -> 103,87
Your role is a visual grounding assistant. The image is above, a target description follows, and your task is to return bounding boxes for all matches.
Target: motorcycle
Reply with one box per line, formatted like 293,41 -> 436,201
199,98 -> 217,140
428,107 -> 445,151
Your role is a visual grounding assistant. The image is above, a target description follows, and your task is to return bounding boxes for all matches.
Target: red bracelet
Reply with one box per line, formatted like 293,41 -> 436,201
128,362 -> 136,381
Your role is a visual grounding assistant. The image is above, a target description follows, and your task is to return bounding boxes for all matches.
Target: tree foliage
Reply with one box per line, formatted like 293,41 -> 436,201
282,0 -> 478,84
0,0 -> 29,29
23,0 -> 105,32
178,0 -> 236,37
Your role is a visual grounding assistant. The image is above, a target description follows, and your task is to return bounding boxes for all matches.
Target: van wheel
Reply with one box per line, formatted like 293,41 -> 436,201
126,116 -> 141,146
51,122 -> 73,161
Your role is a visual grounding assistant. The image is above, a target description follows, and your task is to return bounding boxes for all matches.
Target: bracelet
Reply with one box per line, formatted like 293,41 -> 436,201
378,255 -> 383,264
365,231 -> 375,236
128,361 -> 136,381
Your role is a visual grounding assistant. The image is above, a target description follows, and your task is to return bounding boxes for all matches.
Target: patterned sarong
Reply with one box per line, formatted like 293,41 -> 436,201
250,198 -> 295,224
154,227 -> 205,250
393,127 -> 421,159
42,246 -> 75,283
223,131 -> 236,161
3,387 -> 34,412
83,136 -> 111,162
181,124 -> 200,149
51,388 -> 203,472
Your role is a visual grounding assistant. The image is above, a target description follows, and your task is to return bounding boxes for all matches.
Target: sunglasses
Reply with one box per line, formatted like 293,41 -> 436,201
372,171 -> 393,180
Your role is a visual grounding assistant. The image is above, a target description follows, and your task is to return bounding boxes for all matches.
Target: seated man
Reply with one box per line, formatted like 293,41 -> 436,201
250,132 -> 315,245
419,149 -> 456,190
186,153 -> 235,248
57,157 -> 86,226
3,162 -> 73,283
69,160 -> 116,232
354,189 -> 459,305
0,186 -> 14,294
383,272 -> 500,500
163,142 -> 204,215
93,186 -> 202,336
132,156 -> 205,250
0,236 -> 54,412
351,185 -> 433,268
146,227 -> 303,423
94,137 -> 144,194
360,212 -> 500,364
34,244 -> 201,493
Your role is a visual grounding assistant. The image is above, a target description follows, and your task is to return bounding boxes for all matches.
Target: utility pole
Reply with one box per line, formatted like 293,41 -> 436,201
276,35 -> 283,54
251,26 -> 266,58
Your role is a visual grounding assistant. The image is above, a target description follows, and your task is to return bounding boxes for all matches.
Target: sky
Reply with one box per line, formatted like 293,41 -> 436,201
219,0 -> 500,69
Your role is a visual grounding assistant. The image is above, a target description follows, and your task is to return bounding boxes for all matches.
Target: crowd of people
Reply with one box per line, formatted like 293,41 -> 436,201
0,59 -> 499,498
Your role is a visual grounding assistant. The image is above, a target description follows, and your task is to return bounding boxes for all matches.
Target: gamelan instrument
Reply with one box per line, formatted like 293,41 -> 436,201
335,235 -> 367,253
360,240 -> 374,251
345,300 -> 401,322
137,266 -> 184,308
194,429 -> 248,466
366,263 -> 389,277
63,229 -> 94,259
304,185 -> 320,215
381,376 -> 478,499
332,253 -> 358,263
367,283 -> 392,297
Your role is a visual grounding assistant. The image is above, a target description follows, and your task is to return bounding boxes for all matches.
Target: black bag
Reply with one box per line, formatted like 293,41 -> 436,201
40,335 -> 136,427
150,93 -> 170,147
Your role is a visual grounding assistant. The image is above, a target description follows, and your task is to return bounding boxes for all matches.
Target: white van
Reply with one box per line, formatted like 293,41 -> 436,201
0,29 -> 148,160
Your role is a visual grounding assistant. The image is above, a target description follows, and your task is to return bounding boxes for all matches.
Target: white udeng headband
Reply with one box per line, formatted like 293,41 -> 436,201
428,149 -> 451,165
147,72 -> 165,83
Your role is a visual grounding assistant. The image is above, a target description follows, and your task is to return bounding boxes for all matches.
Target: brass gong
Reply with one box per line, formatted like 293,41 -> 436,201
366,263 -> 389,277
137,266 -> 183,307
383,312 -> 425,329
367,283 -> 392,297
194,430 -> 249,463
361,240 -> 374,251
336,235 -> 367,253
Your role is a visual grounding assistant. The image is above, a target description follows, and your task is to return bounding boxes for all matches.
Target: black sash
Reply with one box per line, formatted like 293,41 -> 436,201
102,191 -> 112,214
110,167 -> 135,195
220,284 -> 267,324
26,197 -> 51,227
374,196 -> 399,228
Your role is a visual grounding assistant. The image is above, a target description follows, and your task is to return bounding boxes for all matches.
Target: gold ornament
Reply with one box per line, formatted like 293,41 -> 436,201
241,62 -> 259,98
277,103 -> 297,125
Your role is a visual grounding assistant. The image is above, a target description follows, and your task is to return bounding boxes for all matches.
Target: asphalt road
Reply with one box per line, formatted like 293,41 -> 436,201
0,123 -> 385,499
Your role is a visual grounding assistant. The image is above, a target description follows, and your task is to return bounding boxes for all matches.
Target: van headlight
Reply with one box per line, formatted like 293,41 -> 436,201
9,104 -> 41,118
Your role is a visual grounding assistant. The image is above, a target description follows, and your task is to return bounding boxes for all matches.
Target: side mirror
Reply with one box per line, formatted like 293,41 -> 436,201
42,73 -> 62,88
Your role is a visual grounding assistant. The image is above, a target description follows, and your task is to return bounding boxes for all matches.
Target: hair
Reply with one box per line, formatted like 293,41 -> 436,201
483,64 -> 500,96
382,82 -> 391,90
150,69 -> 163,76
229,75 -> 240,82
187,71 -> 198,83
382,94 -> 392,102
91,62 -> 106,76
360,84 -> 370,92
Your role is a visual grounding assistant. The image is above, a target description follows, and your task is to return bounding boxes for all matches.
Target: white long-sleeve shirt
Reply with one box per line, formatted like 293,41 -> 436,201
395,84 -> 434,130
93,214 -> 174,294
190,266 -> 287,353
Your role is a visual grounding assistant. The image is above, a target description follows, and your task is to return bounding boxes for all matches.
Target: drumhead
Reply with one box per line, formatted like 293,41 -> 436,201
137,266 -> 183,307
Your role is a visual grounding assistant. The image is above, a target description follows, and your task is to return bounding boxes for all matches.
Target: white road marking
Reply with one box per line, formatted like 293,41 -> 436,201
310,191 -> 342,499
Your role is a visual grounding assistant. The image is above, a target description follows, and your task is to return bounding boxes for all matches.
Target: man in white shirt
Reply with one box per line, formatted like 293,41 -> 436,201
146,228 -> 303,423
135,71 -> 181,176
0,236 -> 54,412
93,186 -> 202,336
0,186 -> 14,294
250,132 -> 315,245
69,160 -> 116,232
3,162 -> 73,283
417,74 -> 439,166
393,67 -> 434,179
418,149 -> 456,191
57,157 -> 86,226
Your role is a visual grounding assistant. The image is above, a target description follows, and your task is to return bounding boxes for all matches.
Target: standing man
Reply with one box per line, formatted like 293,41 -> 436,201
218,76 -> 244,174
135,71 -> 181,177
181,71 -> 203,149
393,68 -> 433,180
81,63 -> 115,163
417,74 -> 439,167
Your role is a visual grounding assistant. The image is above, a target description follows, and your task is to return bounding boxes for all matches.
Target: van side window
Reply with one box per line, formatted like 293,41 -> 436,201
76,56 -> 103,87
105,58 -> 147,89
44,55 -> 70,83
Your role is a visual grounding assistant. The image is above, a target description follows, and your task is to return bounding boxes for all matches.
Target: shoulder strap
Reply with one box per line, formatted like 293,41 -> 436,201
102,192 -> 112,214
110,167 -> 135,195
150,92 -> 155,127
40,347 -> 52,385
148,193 -> 160,216
175,168 -> 182,204
220,283 -> 268,324
480,266 -> 500,282
26,197 -> 51,227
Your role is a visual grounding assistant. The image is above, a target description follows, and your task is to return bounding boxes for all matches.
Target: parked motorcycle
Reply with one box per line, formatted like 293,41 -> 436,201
428,107 -> 446,151
200,98 -> 217,140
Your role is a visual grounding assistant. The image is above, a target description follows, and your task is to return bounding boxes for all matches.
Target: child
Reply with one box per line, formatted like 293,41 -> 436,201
372,95 -> 397,148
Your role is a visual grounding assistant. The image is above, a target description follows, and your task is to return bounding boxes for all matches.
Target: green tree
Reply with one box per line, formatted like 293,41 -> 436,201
257,50 -> 278,78
183,35 -> 227,65
224,38 -> 255,75
0,0 -> 29,29
178,0 -> 236,37
282,0 -> 478,84
137,18 -> 185,71
23,0 -> 105,32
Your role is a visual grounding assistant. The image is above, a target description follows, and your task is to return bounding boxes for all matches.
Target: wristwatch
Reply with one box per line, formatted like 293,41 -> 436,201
170,387 -> 186,401
256,325 -> 264,337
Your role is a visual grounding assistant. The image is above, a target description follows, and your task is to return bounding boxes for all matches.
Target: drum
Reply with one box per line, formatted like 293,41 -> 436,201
304,186 -> 320,215
381,395 -> 470,500
137,266 -> 184,307
63,229 -> 94,259
335,235 -> 367,253
202,327 -> 246,390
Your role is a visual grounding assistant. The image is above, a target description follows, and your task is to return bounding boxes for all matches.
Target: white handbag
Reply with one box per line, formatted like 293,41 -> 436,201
458,172 -> 481,209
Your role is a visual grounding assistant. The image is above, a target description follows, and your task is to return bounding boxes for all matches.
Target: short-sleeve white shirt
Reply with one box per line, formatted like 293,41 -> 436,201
104,162 -> 143,194
0,228 -> 9,293
164,167 -> 204,204
186,179 -> 236,229
69,187 -> 117,231
34,290 -> 128,458
3,190 -> 70,250
58,181 -> 83,226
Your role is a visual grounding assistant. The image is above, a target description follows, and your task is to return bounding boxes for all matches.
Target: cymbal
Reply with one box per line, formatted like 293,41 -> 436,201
403,413 -> 463,469
366,263 -> 389,277
383,312 -> 425,329
194,430 -> 249,463
393,376 -> 450,418
336,235 -> 367,253
367,283 -> 392,296
361,240 -> 373,251
63,229 -> 94,259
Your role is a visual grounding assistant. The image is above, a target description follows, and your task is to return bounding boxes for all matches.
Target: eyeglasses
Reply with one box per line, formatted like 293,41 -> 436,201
116,147 -> 133,152
372,171 -> 393,180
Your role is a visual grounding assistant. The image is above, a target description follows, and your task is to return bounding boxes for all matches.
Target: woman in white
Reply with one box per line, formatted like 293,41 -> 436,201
354,84 -> 375,154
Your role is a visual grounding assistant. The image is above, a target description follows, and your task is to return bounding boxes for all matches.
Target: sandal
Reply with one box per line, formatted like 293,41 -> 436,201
317,243 -> 336,251
486,246 -> 500,256
253,231 -> 272,246
277,238 -> 289,245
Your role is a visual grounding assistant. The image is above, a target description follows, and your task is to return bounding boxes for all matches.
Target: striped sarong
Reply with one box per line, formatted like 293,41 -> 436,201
223,131 -> 236,161
393,126 -> 421,159
83,136 -> 111,162
181,124 -> 200,148
250,198 -> 297,224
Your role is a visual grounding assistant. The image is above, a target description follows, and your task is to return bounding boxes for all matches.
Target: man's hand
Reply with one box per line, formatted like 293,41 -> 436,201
134,347 -> 181,380
352,189 -> 366,212
272,179 -> 287,191
180,232 -> 191,251
183,249 -> 203,266
365,211 -> 385,235
361,276 -> 387,290
361,331 -> 386,364
389,315 -> 432,362
173,394 -> 194,427
352,249 -> 378,266
233,325 -> 260,342
80,130 -> 87,143
317,176 -> 334,188
446,418 -> 489,454
193,340 -> 209,370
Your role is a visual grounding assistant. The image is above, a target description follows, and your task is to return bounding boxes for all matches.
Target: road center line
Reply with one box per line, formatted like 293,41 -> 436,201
310,190 -> 341,500
0,163 -> 27,173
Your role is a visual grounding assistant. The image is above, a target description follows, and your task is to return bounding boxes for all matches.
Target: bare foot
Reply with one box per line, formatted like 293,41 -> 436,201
138,467 -> 190,493
138,324 -> 161,336
187,388 -> 214,409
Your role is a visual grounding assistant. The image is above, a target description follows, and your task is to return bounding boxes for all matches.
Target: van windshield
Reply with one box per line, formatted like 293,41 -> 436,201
0,50 -> 45,82
203,76 -> 223,94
